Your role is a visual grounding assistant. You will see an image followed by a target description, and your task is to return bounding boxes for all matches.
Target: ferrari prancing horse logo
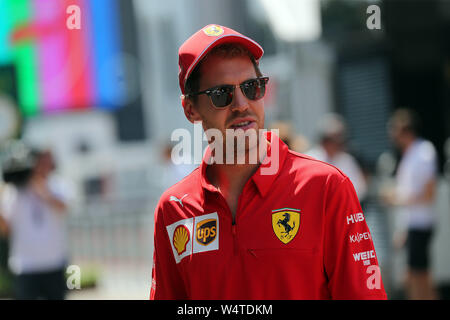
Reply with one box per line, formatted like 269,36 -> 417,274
272,208 -> 301,244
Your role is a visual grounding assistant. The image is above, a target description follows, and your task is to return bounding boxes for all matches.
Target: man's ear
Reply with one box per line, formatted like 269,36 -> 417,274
181,95 -> 202,123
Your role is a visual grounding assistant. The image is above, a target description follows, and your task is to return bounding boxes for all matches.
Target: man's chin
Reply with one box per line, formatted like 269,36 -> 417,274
225,132 -> 263,165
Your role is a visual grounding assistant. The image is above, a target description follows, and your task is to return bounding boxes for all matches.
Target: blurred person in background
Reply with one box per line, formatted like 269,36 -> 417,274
382,108 -> 438,300
268,121 -> 310,153
0,144 -> 72,300
307,113 -> 368,202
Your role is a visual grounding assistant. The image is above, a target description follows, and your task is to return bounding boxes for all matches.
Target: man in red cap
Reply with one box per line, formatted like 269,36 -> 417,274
150,24 -> 387,300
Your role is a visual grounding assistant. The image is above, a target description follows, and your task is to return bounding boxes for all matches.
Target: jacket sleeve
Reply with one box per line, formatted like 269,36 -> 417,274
150,203 -> 188,300
323,176 -> 387,300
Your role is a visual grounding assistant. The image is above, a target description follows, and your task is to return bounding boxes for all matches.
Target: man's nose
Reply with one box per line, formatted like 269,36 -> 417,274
230,86 -> 249,112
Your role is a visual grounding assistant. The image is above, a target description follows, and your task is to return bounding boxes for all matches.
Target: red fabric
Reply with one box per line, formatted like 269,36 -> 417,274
150,133 -> 387,300
178,24 -> 264,94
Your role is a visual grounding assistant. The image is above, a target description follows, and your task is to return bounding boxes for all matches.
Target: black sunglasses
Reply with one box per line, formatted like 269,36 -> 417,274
185,77 -> 269,108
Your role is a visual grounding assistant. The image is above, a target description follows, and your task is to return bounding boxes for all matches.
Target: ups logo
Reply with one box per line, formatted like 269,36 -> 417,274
196,219 -> 217,246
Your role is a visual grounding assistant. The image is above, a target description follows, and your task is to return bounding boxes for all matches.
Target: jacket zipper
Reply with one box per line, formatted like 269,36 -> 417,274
218,192 -> 241,255
217,182 -> 248,255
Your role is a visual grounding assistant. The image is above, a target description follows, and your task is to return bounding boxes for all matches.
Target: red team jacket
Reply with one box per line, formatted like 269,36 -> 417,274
150,132 -> 387,300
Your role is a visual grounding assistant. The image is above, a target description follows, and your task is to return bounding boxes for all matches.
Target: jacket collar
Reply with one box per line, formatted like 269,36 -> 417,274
199,131 -> 289,198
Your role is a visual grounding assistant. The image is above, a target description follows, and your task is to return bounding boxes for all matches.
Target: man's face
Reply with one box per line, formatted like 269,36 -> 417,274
184,54 -> 265,159
34,151 -> 55,176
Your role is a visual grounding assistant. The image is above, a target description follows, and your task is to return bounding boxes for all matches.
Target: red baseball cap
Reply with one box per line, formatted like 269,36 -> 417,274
178,24 -> 264,95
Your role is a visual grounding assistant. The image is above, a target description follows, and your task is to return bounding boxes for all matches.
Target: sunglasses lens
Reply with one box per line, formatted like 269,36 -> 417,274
206,78 -> 268,108
243,78 -> 266,101
210,86 -> 233,108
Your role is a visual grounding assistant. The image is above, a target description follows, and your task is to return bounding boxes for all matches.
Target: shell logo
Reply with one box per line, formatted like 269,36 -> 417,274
173,225 -> 190,255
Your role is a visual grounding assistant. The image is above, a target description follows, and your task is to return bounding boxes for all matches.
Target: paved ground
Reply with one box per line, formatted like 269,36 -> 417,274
67,264 -> 151,300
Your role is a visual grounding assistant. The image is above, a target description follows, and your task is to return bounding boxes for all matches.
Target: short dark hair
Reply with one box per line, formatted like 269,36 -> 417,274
184,43 -> 263,102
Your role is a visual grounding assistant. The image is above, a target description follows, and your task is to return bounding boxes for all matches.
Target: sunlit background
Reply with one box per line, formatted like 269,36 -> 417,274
0,0 -> 449,299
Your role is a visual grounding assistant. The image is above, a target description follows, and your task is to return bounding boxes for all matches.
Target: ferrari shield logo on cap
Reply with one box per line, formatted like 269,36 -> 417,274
272,208 -> 301,244
203,25 -> 224,36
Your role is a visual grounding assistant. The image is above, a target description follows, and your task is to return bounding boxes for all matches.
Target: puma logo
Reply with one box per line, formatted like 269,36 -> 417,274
169,194 -> 188,207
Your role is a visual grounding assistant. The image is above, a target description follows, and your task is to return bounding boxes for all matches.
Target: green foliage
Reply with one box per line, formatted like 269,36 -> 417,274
0,269 -> 13,298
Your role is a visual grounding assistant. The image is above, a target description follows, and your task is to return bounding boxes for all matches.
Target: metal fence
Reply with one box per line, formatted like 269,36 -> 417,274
66,190 -> 158,299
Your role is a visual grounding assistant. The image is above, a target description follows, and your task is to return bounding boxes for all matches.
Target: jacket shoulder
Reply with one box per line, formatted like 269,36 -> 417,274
158,166 -> 201,204
285,150 -> 349,183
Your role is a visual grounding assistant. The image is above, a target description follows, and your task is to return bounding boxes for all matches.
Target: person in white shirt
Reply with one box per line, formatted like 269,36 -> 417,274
0,148 -> 71,300
383,108 -> 438,300
307,113 -> 368,202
